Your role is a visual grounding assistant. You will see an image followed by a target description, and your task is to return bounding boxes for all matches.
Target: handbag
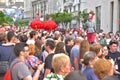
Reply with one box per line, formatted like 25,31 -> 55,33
0,61 -> 9,74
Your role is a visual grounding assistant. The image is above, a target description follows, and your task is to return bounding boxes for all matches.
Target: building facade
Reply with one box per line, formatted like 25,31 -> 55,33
24,0 -> 120,33
24,0 -> 36,20
80,0 -> 120,33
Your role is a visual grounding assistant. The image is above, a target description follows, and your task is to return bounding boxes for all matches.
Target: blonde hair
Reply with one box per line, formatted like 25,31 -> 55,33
28,44 -> 35,55
52,53 -> 70,73
93,59 -> 112,80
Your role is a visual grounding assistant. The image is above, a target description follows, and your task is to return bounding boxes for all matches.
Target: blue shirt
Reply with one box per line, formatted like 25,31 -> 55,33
70,45 -> 79,68
82,66 -> 98,80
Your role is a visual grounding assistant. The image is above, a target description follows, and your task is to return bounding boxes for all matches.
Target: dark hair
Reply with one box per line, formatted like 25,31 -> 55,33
14,42 -> 28,57
64,71 -> 87,80
55,42 -> 67,54
46,40 -> 55,50
19,35 -> 28,43
65,37 -> 74,44
35,39 -> 42,54
29,31 -> 36,38
109,40 -> 118,46
7,31 -> 15,42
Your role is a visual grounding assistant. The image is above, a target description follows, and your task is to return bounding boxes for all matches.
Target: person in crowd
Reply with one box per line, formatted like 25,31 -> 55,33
105,40 -> 120,77
10,42 -> 44,80
93,59 -> 119,80
44,53 -> 71,80
99,34 -> 106,45
70,37 -> 82,70
44,40 -> 55,77
84,18 -> 95,44
0,23 -> 8,33
105,34 -> 111,46
81,51 -> 98,80
55,42 -> 68,55
54,31 -> 61,41
26,31 -> 37,45
90,43 -> 103,59
79,40 -> 90,70
64,71 -> 87,80
0,32 -> 7,46
101,45 -> 108,59
40,36 -> 46,52
19,34 -> 28,43
0,31 -> 16,78
65,37 -> 74,56
25,44 -> 41,74
34,39 -> 43,61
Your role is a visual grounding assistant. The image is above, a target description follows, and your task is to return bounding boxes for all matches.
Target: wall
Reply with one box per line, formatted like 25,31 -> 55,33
81,0 -> 119,33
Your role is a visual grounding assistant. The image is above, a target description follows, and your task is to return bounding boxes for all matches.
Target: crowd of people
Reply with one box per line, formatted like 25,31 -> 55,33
0,22 -> 120,80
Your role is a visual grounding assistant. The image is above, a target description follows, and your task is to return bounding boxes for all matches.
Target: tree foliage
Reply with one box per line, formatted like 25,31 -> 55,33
78,11 -> 89,23
14,20 -> 29,27
52,12 -> 73,24
0,11 -> 13,25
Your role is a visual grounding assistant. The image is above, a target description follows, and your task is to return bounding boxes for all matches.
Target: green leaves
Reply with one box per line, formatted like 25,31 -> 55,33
0,11 -> 13,25
78,11 -> 89,23
14,20 -> 29,27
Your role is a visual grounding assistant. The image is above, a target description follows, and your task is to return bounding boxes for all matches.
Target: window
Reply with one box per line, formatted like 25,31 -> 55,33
96,6 -> 101,33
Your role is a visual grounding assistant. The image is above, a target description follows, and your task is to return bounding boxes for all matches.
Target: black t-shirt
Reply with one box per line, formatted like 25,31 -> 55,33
105,51 -> 120,72
44,53 -> 54,73
65,45 -> 72,57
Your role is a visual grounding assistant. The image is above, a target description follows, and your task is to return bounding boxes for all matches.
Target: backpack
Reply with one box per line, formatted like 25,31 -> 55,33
4,61 -> 20,80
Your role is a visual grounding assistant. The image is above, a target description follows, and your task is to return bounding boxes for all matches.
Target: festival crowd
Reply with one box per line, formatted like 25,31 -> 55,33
0,22 -> 120,80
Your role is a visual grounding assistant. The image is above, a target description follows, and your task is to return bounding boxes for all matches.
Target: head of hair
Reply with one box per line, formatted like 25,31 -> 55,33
79,40 -> 90,60
0,33 -> 6,42
2,23 -> 8,27
14,42 -> 28,57
29,31 -> 36,38
74,37 -> 83,44
109,40 -> 118,46
28,44 -> 35,55
7,31 -> 15,42
64,71 -> 87,80
35,39 -> 42,54
83,51 -> 96,65
93,59 -> 112,80
19,35 -> 28,43
46,40 -> 55,50
65,37 -> 74,44
90,43 -> 102,55
52,53 -> 70,73
55,42 -> 67,55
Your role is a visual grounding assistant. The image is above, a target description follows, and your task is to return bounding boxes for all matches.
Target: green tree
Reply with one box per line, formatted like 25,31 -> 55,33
4,16 -> 14,25
51,12 -> 73,28
78,11 -> 89,23
0,11 -> 13,25
14,20 -> 29,27
0,11 -> 6,25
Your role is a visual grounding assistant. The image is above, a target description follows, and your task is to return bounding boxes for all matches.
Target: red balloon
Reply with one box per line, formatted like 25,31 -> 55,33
30,19 -> 43,30
43,20 -> 57,31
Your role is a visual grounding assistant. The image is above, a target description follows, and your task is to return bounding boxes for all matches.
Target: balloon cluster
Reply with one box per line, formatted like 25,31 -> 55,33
30,19 -> 57,31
